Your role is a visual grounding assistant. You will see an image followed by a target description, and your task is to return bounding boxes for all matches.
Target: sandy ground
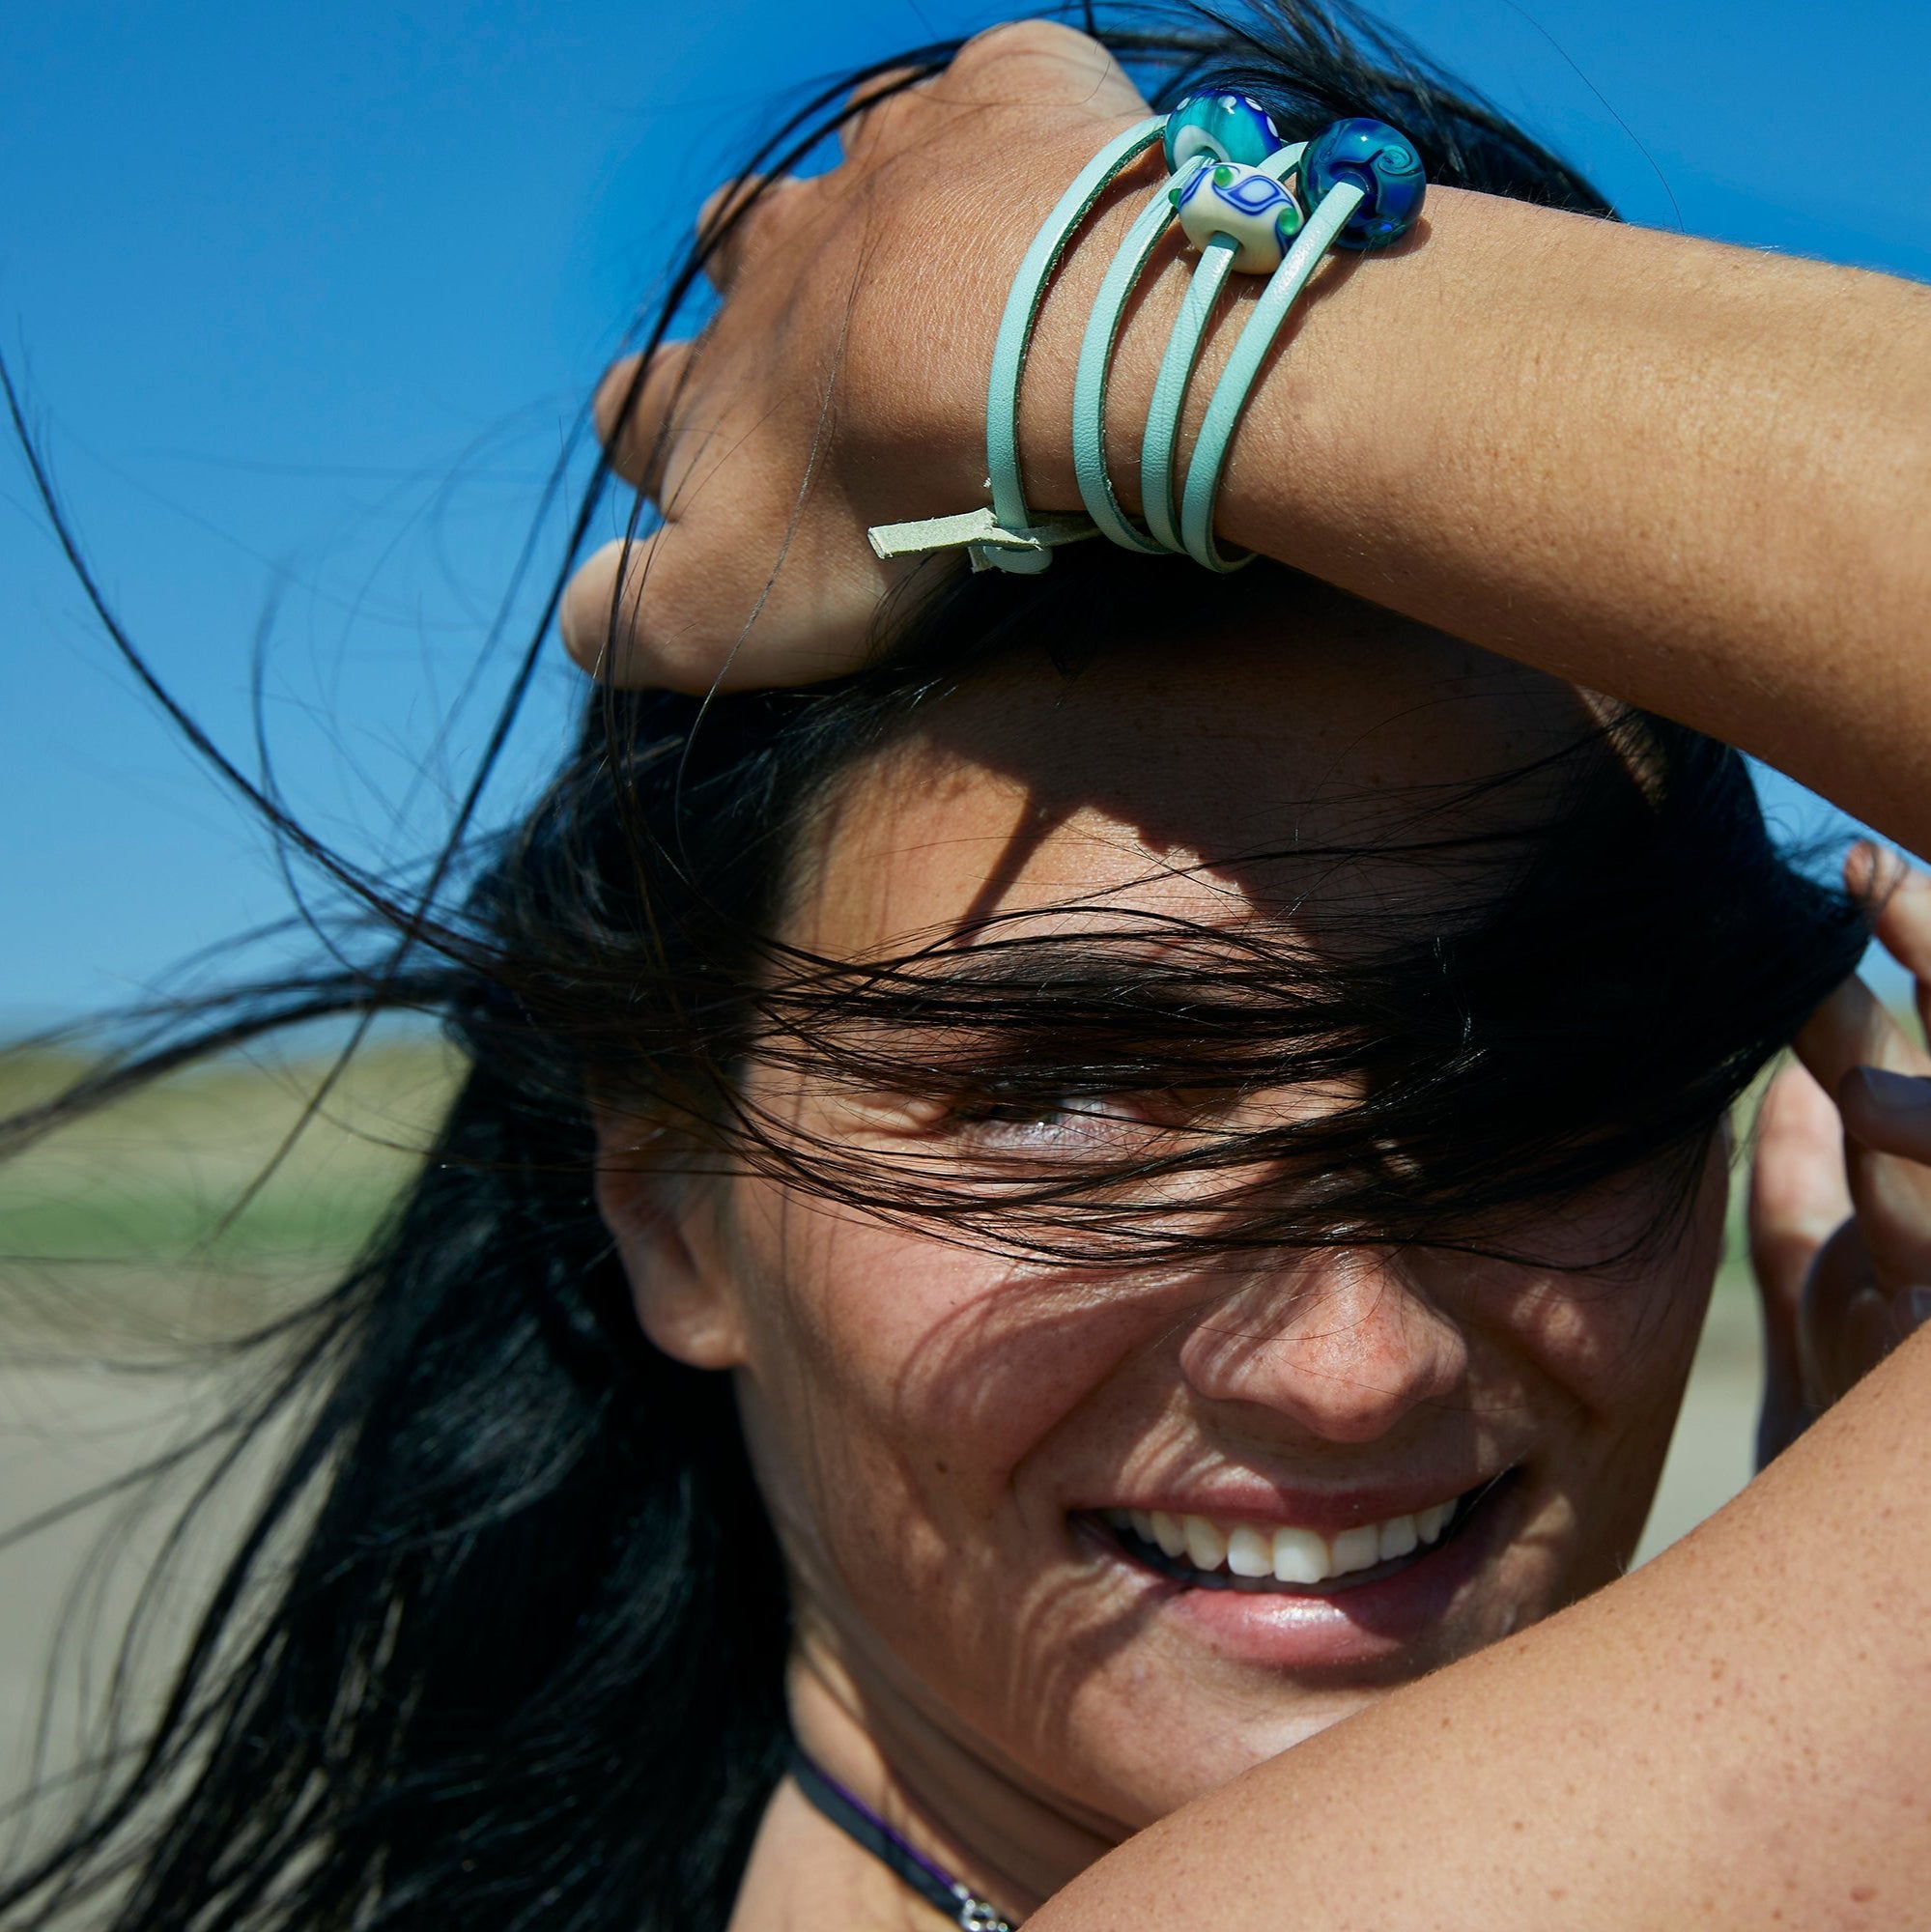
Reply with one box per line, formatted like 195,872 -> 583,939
0,1283 -> 1767,1865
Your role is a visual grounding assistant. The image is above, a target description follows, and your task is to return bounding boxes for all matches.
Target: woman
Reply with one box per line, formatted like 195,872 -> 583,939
6,5 -> 1929,1928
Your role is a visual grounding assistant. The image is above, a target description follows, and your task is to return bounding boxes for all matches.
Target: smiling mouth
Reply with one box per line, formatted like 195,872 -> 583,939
1083,1472 -> 1516,1595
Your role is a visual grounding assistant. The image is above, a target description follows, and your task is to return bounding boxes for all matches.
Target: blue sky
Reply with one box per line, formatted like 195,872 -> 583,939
3,0 -> 1928,1023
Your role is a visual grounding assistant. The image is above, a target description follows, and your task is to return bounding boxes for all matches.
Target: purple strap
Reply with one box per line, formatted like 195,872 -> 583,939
788,1748 -> 1016,1930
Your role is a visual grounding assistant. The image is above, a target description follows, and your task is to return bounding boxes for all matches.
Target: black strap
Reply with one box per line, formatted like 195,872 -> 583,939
788,1748 -> 1015,1930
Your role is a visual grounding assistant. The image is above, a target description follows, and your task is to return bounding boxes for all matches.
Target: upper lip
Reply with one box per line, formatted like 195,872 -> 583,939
1078,1471 -> 1507,1536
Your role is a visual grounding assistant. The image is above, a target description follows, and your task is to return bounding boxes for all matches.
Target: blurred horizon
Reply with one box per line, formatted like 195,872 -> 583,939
5,0 -> 1927,1028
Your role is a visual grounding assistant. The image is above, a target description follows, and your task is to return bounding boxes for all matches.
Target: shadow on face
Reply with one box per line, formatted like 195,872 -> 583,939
790,584 -> 1604,969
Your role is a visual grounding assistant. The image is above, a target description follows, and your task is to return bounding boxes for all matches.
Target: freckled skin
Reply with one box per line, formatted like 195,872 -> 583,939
605,604 -> 1724,1919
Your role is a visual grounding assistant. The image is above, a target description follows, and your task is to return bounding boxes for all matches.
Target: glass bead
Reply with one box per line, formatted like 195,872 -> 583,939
1299,117 -> 1426,248
1171,160 -> 1305,273
1161,91 -> 1283,173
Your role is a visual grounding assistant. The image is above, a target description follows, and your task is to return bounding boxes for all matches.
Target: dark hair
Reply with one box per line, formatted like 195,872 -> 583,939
0,6 -> 1866,1930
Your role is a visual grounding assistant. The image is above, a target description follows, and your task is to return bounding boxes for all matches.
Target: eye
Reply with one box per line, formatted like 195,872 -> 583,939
947,1091 -> 1159,1156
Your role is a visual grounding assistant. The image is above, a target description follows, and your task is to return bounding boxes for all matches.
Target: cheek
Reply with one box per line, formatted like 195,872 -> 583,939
1491,1165 -> 1725,1570
1490,1152 -> 1726,1418
1499,1260 -> 1712,1426
723,1181 -> 1153,1588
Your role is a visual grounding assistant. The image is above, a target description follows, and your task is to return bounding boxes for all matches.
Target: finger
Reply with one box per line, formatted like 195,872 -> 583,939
561,530 -> 749,690
1750,1058 -> 1853,1307
838,67 -> 936,163
559,534 -> 658,681
1838,1063 -> 1931,1290
560,504 -> 893,695
1851,842 -> 1931,1041
592,341 -> 695,498
1794,971 -> 1931,1292
1749,1059 -> 1851,1458
694,173 -> 801,293
1837,1065 -> 1931,1166
1799,1218 -> 1897,1410
1793,972 -> 1925,1096
560,528 -> 741,689
948,19 -> 1154,122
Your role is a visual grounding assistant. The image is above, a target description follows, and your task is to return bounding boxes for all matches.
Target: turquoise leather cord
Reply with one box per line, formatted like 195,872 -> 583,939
1069,153 -> 1206,554
866,111 -> 1407,579
1138,141 -> 1304,554
1178,177 -> 1363,571
868,114 -> 1166,572
980,113 -> 1167,572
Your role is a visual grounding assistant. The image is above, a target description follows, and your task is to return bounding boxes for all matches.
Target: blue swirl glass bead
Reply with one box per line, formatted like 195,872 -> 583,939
1171,160 -> 1304,273
1299,117 -> 1426,248
1161,91 -> 1283,173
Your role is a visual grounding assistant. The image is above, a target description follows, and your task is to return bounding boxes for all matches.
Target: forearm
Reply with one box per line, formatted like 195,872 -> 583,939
1032,1324 -> 1931,1931
1031,186 -> 1931,850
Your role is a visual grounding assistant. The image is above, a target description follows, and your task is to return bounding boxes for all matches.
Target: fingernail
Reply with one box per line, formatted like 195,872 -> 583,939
1846,1065 -> 1931,1115
1848,840 -> 1906,895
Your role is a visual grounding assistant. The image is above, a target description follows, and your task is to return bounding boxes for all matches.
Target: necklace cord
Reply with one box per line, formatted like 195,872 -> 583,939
787,1749 -> 1017,1931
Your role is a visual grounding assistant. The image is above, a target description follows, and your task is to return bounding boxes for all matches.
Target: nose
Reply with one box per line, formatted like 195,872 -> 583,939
1177,1249 -> 1467,1443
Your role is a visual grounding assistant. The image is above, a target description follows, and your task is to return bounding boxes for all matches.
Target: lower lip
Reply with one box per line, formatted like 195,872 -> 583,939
1075,1478 -> 1520,1671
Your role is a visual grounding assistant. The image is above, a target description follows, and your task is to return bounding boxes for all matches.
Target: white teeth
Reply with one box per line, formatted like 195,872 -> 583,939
1272,1526 -> 1327,1585
1225,1524 -> 1274,1577
1378,1513 -> 1419,1562
1105,1487 -> 1475,1587
1182,1515 -> 1228,1571
1329,1524 -> 1381,1576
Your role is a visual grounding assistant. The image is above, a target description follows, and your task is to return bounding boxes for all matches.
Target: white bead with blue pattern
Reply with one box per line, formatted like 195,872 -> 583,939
1171,160 -> 1305,273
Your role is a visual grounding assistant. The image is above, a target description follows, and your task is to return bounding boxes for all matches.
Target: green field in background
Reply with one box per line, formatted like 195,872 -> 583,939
0,1038 -> 466,1341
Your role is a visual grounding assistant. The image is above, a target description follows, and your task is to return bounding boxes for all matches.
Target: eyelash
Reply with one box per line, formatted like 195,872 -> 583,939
942,1090 -> 1161,1153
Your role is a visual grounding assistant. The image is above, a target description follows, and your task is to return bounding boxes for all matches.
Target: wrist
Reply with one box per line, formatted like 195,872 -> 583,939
1013,143 -> 1184,517
1014,144 -> 1398,548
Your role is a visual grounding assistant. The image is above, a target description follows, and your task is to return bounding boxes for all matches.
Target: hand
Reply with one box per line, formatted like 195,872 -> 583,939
1750,847 -> 1931,1464
558,22 -> 1155,694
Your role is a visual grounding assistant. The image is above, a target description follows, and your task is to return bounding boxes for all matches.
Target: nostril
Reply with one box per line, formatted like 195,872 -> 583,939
1176,1267 -> 1466,1441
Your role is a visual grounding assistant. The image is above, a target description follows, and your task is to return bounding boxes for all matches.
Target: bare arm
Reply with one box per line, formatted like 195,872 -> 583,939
1083,190 -> 1931,856
567,26 -> 1931,851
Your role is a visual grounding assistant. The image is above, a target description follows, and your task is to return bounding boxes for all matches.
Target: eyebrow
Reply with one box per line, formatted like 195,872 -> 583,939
790,938 -> 1330,1070
859,930 -> 1306,998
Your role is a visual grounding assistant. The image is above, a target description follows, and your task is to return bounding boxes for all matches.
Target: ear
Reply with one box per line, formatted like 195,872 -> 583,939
591,1102 -> 747,1372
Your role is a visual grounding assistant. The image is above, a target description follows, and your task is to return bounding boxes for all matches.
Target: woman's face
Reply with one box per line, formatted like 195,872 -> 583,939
607,604 -> 1723,1838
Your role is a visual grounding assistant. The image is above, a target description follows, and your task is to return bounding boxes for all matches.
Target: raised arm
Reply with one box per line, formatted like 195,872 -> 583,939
1202,190 -> 1931,859
563,23 -> 1931,853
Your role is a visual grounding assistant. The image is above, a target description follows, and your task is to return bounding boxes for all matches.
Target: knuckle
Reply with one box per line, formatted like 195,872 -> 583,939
696,174 -> 757,239
696,174 -> 800,285
593,343 -> 691,494
843,67 -> 922,124
563,536 -> 689,688
955,18 -> 1096,70
592,355 -> 643,449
